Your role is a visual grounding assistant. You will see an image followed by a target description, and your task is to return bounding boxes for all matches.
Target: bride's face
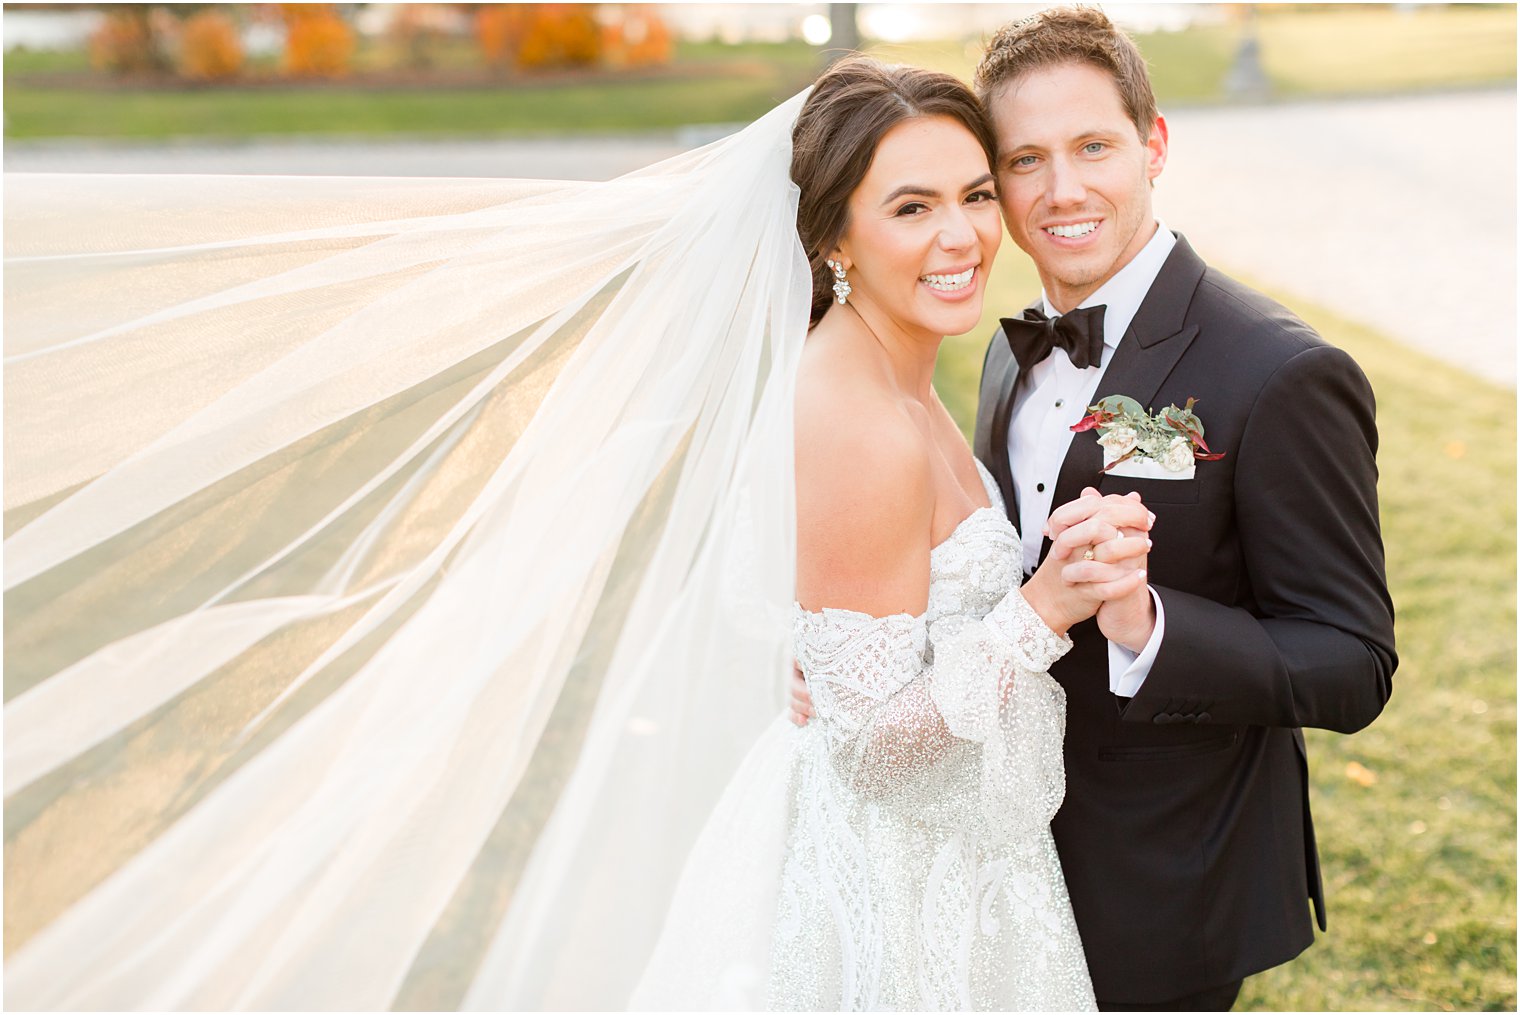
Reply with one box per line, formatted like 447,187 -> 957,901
832,115 -> 1001,340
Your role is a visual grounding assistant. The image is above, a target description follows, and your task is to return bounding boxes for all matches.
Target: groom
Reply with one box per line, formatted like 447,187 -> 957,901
968,7 -> 1396,1010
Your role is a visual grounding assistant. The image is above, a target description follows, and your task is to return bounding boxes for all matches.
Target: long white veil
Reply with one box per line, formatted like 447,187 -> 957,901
4,91 -> 811,1009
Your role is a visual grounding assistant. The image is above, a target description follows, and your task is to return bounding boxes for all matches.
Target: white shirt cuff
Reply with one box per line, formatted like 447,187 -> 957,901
1107,587 -> 1165,698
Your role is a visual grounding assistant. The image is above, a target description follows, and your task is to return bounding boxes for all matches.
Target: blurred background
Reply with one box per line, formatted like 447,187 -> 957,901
3,3 -> 1516,1010
4,3 -> 1514,385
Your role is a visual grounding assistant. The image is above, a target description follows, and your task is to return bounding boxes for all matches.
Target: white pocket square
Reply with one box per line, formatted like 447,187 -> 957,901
1104,454 -> 1195,481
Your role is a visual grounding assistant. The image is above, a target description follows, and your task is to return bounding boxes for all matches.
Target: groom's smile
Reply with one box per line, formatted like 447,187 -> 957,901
1044,220 -> 1100,240
1040,218 -> 1104,249
988,61 -> 1168,312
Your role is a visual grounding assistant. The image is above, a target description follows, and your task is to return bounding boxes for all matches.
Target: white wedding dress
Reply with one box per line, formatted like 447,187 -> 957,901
637,461 -> 1096,1011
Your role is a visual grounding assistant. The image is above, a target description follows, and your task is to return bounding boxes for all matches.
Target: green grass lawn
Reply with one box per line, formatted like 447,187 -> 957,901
2,74 -> 808,138
5,6 -> 1512,140
934,244 -> 1517,1012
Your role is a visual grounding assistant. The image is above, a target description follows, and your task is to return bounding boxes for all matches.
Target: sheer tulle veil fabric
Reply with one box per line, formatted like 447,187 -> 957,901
4,92 -> 811,1008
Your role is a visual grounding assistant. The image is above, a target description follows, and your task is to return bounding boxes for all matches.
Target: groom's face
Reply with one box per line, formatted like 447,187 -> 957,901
989,61 -> 1168,312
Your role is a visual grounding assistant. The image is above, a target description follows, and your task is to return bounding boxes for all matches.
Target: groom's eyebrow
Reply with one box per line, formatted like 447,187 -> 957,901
880,174 -> 995,206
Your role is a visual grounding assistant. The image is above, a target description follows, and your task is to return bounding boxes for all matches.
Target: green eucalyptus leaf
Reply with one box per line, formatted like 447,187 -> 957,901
1093,394 -> 1145,419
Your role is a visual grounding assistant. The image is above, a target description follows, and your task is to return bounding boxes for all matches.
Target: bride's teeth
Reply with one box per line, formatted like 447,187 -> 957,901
921,266 -> 975,291
1045,221 -> 1098,239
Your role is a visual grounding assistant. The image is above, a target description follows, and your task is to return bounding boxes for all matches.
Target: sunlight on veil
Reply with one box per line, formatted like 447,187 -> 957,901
4,92 -> 811,1009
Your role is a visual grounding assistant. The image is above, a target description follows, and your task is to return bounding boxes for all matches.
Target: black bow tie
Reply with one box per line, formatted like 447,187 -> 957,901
1001,304 -> 1107,371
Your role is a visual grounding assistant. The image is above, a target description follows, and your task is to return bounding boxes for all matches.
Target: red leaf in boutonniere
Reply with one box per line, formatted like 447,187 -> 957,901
1069,408 -> 1115,433
1162,415 -> 1217,453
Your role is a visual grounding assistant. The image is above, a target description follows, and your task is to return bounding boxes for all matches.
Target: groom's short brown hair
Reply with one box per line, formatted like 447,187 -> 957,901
974,6 -> 1158,141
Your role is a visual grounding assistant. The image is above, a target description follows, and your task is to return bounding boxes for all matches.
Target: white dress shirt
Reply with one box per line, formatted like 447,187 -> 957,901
1007,223 -> 1175,697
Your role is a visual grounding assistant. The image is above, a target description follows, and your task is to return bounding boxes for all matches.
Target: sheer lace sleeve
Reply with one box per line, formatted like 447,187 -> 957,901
793,587 -> 1072,834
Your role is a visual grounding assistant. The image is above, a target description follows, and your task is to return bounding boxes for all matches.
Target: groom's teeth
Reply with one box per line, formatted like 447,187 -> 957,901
921,266 -> 975,291
1045,221 -> 1098,238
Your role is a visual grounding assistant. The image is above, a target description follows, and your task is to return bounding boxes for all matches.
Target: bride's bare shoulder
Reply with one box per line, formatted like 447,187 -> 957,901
793,330 -> 932,614
795,331 -> 926,478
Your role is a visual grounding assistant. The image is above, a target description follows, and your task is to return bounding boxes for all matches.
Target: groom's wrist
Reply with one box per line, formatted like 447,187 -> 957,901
1103,595 -> 1156,653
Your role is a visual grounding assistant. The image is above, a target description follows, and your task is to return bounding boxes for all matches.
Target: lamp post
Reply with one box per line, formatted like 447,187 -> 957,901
1224,4 -> 1271,101
826,3 -> 860,64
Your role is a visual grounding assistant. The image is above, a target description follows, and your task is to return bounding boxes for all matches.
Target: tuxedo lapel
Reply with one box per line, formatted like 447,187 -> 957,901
1038,234 -> 1208,564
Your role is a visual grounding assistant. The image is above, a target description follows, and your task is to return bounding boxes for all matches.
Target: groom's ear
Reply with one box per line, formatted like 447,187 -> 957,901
1145,114 -> 1170,184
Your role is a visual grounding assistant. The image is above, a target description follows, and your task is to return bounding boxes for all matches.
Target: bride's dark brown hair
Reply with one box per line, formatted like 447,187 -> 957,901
791,58 -> 998,326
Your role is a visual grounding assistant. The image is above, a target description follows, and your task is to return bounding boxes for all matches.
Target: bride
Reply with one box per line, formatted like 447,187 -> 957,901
5,59 -> 1143,1011
634,59 -> 1149,1011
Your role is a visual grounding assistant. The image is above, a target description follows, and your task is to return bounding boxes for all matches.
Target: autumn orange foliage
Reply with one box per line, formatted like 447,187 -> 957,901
475,4 -> 602,72
475,4 -> 527,69
88,7 -> 168,75
603,5 -> 672,69
179,9 -> 245,82
281,4 -> 356,79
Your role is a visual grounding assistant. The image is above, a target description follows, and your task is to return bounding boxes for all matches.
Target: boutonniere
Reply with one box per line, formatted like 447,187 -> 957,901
1070,394 -> 1226,480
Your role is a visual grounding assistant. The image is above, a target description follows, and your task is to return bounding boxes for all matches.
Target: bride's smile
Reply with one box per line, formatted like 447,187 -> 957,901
828,114 -> 1002,344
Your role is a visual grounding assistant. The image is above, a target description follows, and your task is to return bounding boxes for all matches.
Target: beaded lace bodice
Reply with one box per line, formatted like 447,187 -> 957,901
770,460 -> 1096,1011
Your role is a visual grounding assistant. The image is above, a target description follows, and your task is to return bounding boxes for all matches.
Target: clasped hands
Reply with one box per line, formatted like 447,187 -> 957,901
788,488 -> 1154,727
1024,486 -> 1155,648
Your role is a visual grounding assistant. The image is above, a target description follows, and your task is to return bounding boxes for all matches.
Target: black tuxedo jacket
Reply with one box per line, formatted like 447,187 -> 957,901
973,235 -> 1396,1003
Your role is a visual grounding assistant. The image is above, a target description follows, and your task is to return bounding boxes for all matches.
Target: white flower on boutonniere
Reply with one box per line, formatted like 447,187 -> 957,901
1160,435 -> 1196,474
1096,425 -> 1139,458
1070,394 -> 1226,480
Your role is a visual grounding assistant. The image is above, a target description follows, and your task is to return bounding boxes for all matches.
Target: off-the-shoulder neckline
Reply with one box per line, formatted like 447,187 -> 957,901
795,457 -> 1012,620
795,475 -> 1013,622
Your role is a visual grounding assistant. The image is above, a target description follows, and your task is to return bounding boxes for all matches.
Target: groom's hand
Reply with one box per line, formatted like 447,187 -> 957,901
1093,522 -> 1156,652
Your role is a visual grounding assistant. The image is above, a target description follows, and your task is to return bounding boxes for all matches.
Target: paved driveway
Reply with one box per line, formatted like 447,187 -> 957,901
8,89 -> 1513,385
1156,89 -> 1515,387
